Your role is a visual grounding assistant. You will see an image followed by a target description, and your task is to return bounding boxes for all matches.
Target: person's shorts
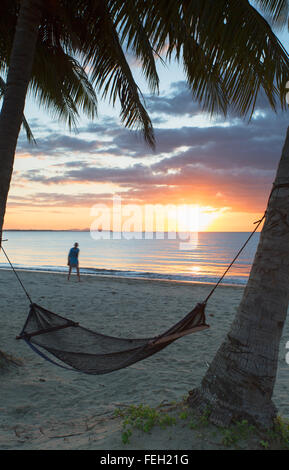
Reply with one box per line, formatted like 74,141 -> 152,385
69,260 -> 78,267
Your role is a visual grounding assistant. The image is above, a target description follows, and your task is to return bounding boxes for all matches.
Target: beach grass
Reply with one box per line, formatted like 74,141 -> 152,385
113,400 -> 289,450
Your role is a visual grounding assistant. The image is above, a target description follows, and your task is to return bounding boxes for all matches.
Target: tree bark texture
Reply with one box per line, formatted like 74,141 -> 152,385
0,0 -> 43,234
188,126 -> 289,429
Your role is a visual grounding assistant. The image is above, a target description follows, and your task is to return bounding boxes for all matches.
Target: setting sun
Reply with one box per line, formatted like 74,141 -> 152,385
175,205 -> 225,232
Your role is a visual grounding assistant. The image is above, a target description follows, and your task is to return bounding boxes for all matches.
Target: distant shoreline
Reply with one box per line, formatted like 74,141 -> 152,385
3,229 -> 257,233
3,229 -> 89,232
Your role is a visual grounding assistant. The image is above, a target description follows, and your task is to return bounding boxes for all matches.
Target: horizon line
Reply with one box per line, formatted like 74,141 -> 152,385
2,228 -> 261,233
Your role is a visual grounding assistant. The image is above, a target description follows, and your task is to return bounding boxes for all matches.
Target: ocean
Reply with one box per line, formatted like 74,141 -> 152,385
0,230 -> 259,286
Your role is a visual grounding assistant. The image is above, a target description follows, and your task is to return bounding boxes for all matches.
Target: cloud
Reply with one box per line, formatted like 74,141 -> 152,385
7,192 -> 114,208
145,79 -> 288,119
145,81 -> 201,116
14,80 -> 289,215
17,133 -> 106,157
18,153 -> 275,213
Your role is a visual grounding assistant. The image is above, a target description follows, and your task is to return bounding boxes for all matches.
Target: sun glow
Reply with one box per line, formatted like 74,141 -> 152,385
175,204 -> 223,232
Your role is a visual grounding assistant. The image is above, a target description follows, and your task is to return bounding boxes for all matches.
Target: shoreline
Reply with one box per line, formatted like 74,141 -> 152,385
0,265 -> 247,289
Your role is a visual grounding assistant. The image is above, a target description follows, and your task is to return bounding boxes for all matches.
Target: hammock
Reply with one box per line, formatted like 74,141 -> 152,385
0,199 -> 269,375
16,302 -> 209,374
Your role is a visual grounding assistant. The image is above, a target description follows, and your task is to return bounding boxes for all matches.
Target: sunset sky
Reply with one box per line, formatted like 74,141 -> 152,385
5,28 -> 289,232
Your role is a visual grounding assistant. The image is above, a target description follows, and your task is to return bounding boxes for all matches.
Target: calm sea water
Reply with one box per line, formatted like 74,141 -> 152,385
0,230 -> 259,286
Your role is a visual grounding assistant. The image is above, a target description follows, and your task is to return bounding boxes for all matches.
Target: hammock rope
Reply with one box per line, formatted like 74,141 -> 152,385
1,244 -> 33,304
1,181 -> 286,374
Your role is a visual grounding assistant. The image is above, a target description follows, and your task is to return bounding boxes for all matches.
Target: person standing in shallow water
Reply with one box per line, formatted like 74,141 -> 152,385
67,242 -> 80,281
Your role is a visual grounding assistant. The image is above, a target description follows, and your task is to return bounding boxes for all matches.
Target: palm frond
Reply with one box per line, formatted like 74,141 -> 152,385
29,42 -> 98,130
253,0 -> 289,27
0,75 -> 36,143
1,0 -> 289,146
137,0 -> 289,117
80,0 -> 155,147
21,114 -> 36,144
109,0 -> 160,94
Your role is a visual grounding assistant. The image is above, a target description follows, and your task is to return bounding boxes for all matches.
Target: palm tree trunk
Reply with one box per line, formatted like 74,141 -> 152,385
0,0 -> 43,366
188,126 -> 289,429
0,0 -> 43,235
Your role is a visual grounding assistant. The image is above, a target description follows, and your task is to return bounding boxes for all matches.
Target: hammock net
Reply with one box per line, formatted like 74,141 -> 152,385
17,302 -> 209,374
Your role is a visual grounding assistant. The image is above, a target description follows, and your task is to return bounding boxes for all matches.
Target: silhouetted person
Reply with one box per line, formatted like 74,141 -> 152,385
67,242 -> 80,281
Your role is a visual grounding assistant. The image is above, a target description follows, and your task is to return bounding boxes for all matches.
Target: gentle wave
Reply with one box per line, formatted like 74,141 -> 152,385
0,262 -> 248,286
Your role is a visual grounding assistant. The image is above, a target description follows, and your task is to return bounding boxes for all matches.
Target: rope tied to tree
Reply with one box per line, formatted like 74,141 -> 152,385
203,182 -> 289,304
0,241 -> 33,305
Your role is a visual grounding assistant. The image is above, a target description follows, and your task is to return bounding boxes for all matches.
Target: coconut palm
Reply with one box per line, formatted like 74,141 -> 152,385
0,76 -> 35,143
184,1 -> 289,429
1,0 -> 289,428
188,128 -> 289,430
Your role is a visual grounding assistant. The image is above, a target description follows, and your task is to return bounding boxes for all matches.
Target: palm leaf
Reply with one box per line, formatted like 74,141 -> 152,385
253,0 -> 289,27
21,114 -> 36,144
109,0 -> 160,94
1,0 -> 289,144
138,0 -> 289,117
29,42 -> 98,130
0,75 -> 36,143
79,0 -> 155,147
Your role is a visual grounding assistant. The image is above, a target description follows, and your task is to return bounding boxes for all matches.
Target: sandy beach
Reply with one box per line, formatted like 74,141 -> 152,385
1,268 -> 289,450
